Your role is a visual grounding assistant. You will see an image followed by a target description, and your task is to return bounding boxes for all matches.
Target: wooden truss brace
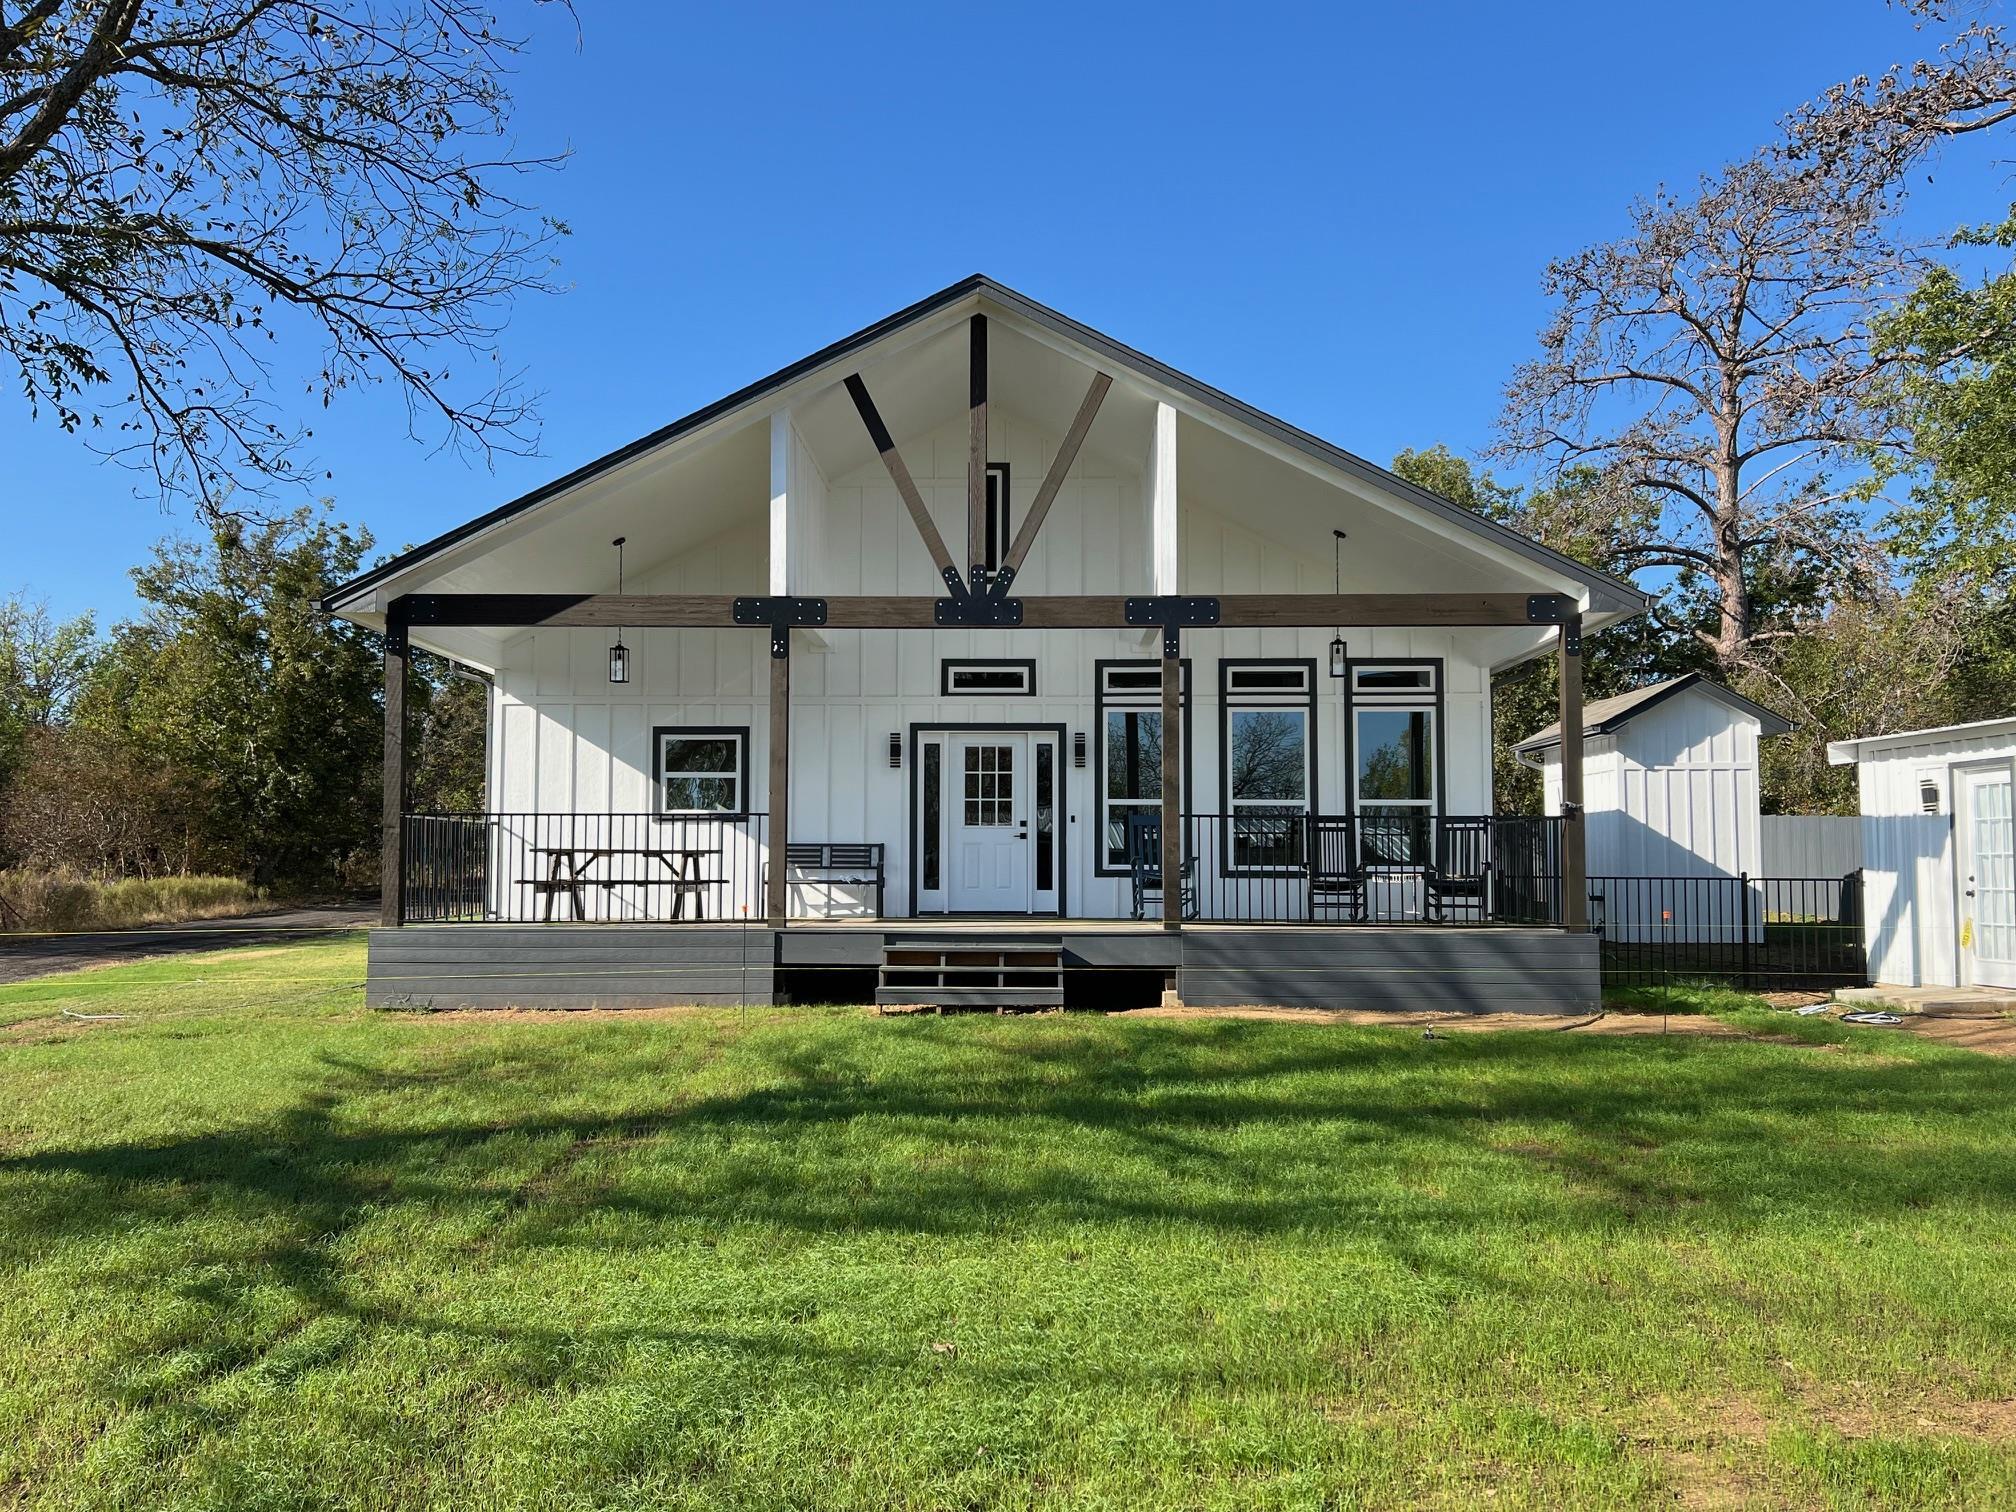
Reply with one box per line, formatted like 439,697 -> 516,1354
842,314 -> 1113,605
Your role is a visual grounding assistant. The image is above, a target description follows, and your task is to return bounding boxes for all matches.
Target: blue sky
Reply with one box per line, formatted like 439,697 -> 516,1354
5,0 -> 1995,623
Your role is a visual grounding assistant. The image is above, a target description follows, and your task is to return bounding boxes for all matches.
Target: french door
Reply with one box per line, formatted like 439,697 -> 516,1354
916,729 -> 1061,915
1960,765 -> 2016,989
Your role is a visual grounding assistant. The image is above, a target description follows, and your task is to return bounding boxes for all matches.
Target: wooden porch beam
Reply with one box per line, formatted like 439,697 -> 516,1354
993,372 -> 1112,596
1161,629 -> 1183,934
843,373 -> 965,596
397,591 -> 1580,630
380,608 -> 410,928
968,314 -> 988,591
1558,616 -> 1588,931
767,639 -> 791,925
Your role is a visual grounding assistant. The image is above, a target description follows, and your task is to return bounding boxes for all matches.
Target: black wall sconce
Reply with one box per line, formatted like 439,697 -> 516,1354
1072,731 -> 1087,768
888,732 -> 903,769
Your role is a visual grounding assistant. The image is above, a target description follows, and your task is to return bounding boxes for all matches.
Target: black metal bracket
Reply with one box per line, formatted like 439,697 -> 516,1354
1124,595 -> 1220,658
933,594 -> 1024,626
986,563 -> 1017,598
1525,594 -> 1576,624
1561,619 -> 1584,656
733,596 -> 829,658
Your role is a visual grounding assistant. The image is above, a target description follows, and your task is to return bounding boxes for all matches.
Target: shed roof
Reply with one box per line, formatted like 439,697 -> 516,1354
1826,714 -> 2016,765
1515,673 -> 1792,756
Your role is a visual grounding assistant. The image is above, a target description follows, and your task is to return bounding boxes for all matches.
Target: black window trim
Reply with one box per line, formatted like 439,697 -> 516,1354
1345,658 -> 1446,869
651,724 -> 752,819
940,657 -> 1038,697
1217,657 -> 1319,877
1093,657 -> 1193,877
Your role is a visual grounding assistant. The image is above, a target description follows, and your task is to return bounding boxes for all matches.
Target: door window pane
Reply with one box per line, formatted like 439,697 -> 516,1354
963,744 -> 1014,827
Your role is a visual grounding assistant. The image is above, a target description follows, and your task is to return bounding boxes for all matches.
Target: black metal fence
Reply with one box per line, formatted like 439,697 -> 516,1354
403,812 -> 771,923
1164,813 -> 1566,925
1590,871 -> 1866,991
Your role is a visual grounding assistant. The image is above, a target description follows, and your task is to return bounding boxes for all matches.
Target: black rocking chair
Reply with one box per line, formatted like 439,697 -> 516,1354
1425,817 -> 1492,921
1306,816 -> 1368,921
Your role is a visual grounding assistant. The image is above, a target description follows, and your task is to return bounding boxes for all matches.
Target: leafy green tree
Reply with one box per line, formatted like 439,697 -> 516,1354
78,510 -> 383,887
0,1 -> 565,516
1392,447 -> 1706,812
408,656 -> 490,814
0,595 -> 97,810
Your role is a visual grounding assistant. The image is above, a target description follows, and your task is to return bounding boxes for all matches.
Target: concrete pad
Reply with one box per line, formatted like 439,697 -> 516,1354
1836,984 -> 2016,1018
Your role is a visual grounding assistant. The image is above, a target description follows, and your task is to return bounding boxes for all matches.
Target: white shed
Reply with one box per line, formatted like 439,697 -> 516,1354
1517,675 -> 1790,941
1827,717 -> 2016,990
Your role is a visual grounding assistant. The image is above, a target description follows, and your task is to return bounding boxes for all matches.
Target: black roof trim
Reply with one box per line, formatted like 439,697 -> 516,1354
323,274 -> 1648,614
1515,673 -> 1793,754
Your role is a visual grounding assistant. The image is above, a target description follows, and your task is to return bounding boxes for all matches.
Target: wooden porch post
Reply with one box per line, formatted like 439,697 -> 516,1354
1161,631 -> 1182,932
767,635 -> 791,925
1558,616 -> 1587,931
380,607 -> 409,928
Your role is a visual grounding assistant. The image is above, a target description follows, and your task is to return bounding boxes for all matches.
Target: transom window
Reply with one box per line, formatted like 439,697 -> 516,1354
654,727 -> 747,815
942,659 -> 1035,696
1222,661 -> 1315,871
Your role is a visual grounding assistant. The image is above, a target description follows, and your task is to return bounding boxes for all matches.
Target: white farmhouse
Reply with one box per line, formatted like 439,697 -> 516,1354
323,277 -> 1647,1011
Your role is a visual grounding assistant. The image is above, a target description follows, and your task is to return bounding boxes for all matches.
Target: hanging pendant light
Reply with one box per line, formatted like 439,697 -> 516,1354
1328,528 -> 1348,678
608,536 -> 631,684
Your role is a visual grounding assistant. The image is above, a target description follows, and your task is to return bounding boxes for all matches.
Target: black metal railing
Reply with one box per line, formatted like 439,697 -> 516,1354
1590,871 -> 1867,991
1140,813 -> 1566,926
402,812 -> 771,924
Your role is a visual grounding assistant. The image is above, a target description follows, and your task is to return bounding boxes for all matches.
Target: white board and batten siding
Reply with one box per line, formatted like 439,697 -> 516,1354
1830,720 -> 2016,988
484,408 -> 1495,920
1538,685 -> 1769,942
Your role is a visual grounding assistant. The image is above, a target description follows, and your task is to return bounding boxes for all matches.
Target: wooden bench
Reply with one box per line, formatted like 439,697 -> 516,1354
770,842 -> 886,917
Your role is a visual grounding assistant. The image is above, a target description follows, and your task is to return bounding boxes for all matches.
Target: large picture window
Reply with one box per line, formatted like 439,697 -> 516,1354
653,726 -> 748,815
1350,663 -> 1439,864
1221,661 -> 1315,871
1094,660 -> 1189,872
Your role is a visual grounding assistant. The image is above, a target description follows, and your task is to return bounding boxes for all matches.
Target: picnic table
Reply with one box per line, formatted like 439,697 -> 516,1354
525,844 -> 725,921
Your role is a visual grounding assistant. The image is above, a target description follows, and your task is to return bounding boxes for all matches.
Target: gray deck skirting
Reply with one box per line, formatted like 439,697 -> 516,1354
365,924 -> 1600,1013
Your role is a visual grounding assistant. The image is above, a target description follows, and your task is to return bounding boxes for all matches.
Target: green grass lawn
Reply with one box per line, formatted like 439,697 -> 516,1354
3,940 -> 2015,1509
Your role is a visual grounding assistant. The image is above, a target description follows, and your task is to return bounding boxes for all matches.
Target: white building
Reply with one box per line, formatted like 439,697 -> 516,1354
324,276 -> 1645,1010
1827,718 -> 2016,990
1517,675 -> 1789,942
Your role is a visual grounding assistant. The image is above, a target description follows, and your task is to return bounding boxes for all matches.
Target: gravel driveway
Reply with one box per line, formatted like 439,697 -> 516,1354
0,905 -> 373,985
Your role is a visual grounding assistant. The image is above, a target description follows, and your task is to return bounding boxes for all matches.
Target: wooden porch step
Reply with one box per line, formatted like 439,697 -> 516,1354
876,936 -> 1065,1009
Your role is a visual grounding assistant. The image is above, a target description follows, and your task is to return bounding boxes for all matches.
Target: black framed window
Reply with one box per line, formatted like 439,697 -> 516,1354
941,658 -> 1036,696
1220,661 -> 1315,871
983,462 -> 1010,572
1094,660 -> 1190,872
653,726 -> 749,815
1348,662 -> 1441,865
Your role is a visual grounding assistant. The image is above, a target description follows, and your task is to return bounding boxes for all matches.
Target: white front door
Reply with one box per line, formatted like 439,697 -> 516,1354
948,734 -> 1032,913
1960,766 -> 2016,989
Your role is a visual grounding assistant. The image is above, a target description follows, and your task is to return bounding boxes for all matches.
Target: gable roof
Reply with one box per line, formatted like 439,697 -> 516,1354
321,274 -> 1649,614
1515,673 -> 1792,755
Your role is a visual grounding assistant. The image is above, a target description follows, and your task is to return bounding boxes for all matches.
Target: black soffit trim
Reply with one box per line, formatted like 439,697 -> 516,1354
322,275 -> 1648,615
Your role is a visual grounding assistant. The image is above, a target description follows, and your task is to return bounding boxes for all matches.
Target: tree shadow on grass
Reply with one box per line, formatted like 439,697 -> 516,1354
4,1017 -> 2015,1462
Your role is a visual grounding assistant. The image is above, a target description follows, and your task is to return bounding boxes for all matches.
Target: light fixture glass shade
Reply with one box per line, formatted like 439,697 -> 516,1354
1328,636 -> 1348,679
609,640 -> 630,684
